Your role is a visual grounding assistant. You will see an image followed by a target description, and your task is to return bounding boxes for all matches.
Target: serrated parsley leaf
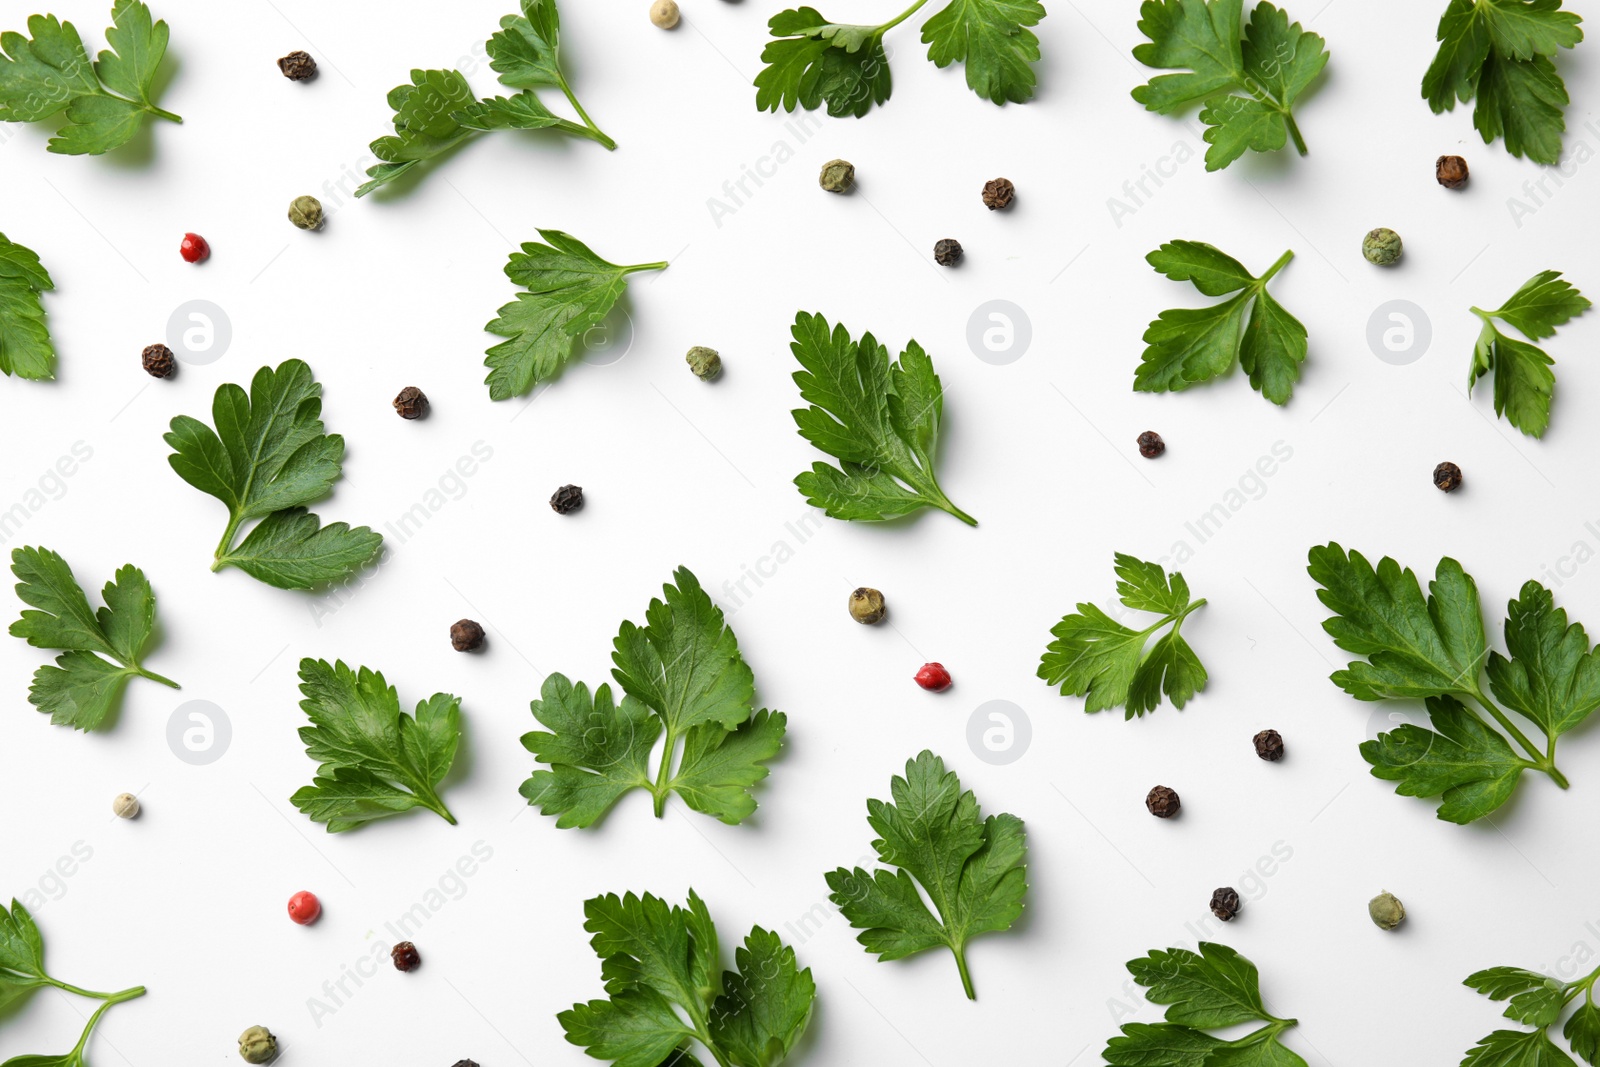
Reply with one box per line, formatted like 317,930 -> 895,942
522,567 -> 785,828
164,360 -> 382,590
1038,553 -> 1208,718
1132,0 -> 1328,170
1423,0 -> 1583,163
1137,241 -> 1306,404
0,2 -> 180,156
1109,944 -> 1305,1067
755,0 -> 1046,118
1463,958 -> 1600,1067
290,658 -> 461,832
0,233 -> 55,380
559,890 -> 815,1067
825,750 -> 1026,1000
1310,543 -> 1599,823
788,311 -> 976,525
1468,271 -> 1589,438
482,230 -> 667,400
9,547 -> 179,731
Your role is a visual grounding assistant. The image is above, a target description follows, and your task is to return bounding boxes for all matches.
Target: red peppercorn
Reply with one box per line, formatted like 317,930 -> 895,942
287,890 -> 321,925
391,941 -> 422,971
179,232 -> 209,263
914,662 -> 952,691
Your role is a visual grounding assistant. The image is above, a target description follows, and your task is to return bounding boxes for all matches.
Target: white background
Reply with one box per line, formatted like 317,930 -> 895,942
3,0 -> 1599,1064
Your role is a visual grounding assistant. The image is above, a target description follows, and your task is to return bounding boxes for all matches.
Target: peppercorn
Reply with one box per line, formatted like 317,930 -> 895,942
649,0 -> 680,28
933,238 -> 963,267
1433,461 -> 1462,493
981,177 -> 1015,210
393,386 -> 428,420
392,941 -> 422,971
287,891 -> 321,926
1368,891 -> 1406,930
1137,430 -> 1165,459
141,343 -> 175,379
914,662 -> 952,691
1253,729 -> 1284,762
238,1025 -> 277,1064
1362,227 -> 1403,266
1145,785 -> 1180,819
848,587 -> 886,624
1436,155 -> 1469,189
450,619 -> 485,653
277,50 -> 316,80
288,195 -> 324,231
1210,887 -> 1241,922
686,346 -> 722,381
550,484 -> 584,514
179,232 -> 209,263
112,792 -> 140,819
450,1062 -> 480,1067
819,159 -> 855,193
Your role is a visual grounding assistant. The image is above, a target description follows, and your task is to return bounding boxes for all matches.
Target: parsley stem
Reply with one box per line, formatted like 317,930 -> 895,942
624,262 -> 671,274
136,668 -> 180,689
1258,250 -> 1295,285
880,0 -> 933,32
146,105 -> 182,124
1283,113 -> 1307,155
951,945 -> 977,1000
46,979 -> 145,1003
556,76 -> 615,151
212,513 -> 245,569
653,725 -> 679,818
1465,689 -> 1567,787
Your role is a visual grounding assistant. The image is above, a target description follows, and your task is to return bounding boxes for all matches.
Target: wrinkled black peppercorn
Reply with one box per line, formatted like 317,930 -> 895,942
1434,461 -> 1462,493
450,1062 -> 481,1067
1137,430 -> 1165,458
141,343 -> 175,379
550,484 -> 584,514
392,941 -> 421,971
1253,729 -> 1284,761
1145,785 -> 1180,819
450,619 -> 485,653
393,386 -> 428,420
278,50 -> 316,80
1210,887 -> 1241,921
982,177 -> 1015,210
933,238 -> 963,266
1436,155 -> 1469,189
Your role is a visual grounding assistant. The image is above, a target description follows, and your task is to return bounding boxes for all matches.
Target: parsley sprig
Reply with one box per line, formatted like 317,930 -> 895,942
0,233 -> 55,380
1309,543 -> 1600,824
1463,961 -> 1600,1065
1468,270 -> 1590,438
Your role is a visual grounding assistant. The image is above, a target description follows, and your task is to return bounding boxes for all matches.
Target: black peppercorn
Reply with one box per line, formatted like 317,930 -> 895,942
982,177 -> 1015,210
393,386 -> 428,420
550,484 -> 584,514
1137,430 -> 1165,458
141,343 -> 175,379
1433,461 -> 1462,492
277,50 -> 317,80
450,619 -> 485,653
1210,887 -> 1241,921
1145,785 -> 1180,819
933,238 -> 963,266
450,1062 -> 480,1067
1436,155 -> 1469,189
392,941 -> 421,971
1253,729 -> 1284,761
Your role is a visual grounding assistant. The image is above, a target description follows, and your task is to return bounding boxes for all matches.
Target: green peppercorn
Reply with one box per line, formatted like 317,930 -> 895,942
686,346 -> 722,381
1368,891 -> 1406,930
238,1025 -> 277,1064
848,587 -> 886,624
1363,227 -> 1402,266
288,195 -> 324,231
819,159 -> 855,193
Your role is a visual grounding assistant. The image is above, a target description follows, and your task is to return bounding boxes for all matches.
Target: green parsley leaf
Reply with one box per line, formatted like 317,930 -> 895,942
355,1 -> 612,197
0,2 -> 181,156
1038,553 -> 1208,718
289,658 -> 461,832
482,230 -> 667,401
164,360 -> 382,590
0,899 -> 146,1067
1464,959 -> 1600,1066
9,547 -> 179,731
0,232 -> 56,380
1107,943 -> 1305,1067
825,750 -> 1026,1000
1309,543 -> 1600,823
1468,271 -> 1590,438
1132,0 -> 1329,170
558,890 -> 815,1067
522,567 -> 785,828
755,0 -> 1045,118
1423,0 -> 1583,164
1137,241 -> 1306,404
787,311 -> 976,525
